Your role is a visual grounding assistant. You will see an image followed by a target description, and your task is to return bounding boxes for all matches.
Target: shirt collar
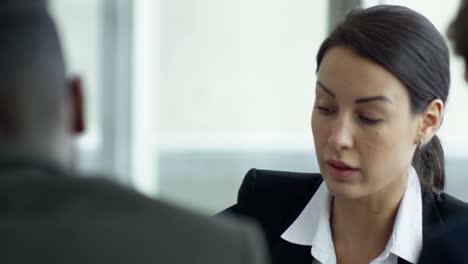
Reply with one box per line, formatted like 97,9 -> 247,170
281,167 -> 422,263
281,176 -> 335,262
383,166 -> 422,263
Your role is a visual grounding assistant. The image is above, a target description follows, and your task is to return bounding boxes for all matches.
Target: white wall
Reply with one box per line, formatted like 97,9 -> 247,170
156,0 -> 328,212
159,0 -> 327,148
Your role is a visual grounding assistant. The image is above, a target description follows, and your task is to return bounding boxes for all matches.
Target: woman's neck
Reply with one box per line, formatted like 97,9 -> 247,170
330,175 -> 408,263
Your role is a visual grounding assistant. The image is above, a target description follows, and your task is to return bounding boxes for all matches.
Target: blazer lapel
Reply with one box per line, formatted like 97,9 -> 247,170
271,238 -> 313,264
267,178 -> 322,264
397,257 -> 411,264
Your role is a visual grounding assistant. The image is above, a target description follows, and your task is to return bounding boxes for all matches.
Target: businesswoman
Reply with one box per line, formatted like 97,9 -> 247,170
221,5 -> 468,264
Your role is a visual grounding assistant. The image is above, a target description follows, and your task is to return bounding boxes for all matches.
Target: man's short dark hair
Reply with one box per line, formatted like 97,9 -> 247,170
449,0 -> 468,62
0,0 -> 66,138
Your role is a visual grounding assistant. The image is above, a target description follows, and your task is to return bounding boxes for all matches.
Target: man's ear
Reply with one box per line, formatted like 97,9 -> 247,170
68,77 -> 85,134
417,99 -> 444,144
465,59 -> 468,82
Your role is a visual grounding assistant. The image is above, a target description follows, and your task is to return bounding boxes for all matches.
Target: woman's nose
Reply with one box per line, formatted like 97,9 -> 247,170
327,116 -> 354,150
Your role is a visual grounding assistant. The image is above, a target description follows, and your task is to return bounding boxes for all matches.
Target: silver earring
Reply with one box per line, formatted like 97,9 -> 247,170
418,138 -> 424,148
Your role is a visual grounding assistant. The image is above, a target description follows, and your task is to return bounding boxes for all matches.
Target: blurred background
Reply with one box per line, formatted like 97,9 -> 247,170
49,0 -> 468,214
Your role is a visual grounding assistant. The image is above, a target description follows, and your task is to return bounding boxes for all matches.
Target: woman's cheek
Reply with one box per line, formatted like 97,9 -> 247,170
312,119 -> 328,149
357,132 -> 386,163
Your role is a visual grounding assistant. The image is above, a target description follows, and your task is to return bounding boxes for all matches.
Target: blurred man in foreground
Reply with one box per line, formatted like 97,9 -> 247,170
418,0 -> 468,263
0,1 -> 266,263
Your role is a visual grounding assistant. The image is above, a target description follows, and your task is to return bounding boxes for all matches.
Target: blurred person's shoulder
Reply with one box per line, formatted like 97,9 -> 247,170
65,174 -> 269,264
0,157 -> 267,264
78,174 -> 268,263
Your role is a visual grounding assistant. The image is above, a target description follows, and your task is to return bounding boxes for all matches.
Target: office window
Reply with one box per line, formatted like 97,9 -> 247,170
49,0 -> 134,183
49,0 -> 103,170
155,0 -> 329,213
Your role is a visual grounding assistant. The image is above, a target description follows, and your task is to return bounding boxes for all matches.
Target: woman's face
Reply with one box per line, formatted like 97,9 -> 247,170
312,46 -> 421,200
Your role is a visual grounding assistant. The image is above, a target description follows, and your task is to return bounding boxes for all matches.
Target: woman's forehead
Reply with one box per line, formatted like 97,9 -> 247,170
317,47 -> 410,103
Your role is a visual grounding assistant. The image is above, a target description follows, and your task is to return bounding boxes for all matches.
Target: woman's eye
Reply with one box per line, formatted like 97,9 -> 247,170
359,115 -> 381,125
315,106 -> 335,115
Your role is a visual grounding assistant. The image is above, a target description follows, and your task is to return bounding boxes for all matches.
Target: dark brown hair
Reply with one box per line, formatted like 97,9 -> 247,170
449,0 -> 468,63
316,5 -> 450,195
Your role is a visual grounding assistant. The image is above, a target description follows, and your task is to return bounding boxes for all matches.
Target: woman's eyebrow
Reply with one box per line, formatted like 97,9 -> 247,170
316,81 -> 335,97
317,80 -> 393,104
355,96 -> 393,104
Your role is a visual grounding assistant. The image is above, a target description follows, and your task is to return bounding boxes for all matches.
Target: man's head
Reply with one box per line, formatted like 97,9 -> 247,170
0,0 -> 84,165
449,0 -> 468,80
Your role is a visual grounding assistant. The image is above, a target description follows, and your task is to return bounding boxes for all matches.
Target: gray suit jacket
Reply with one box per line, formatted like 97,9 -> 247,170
0,147 -> 267,264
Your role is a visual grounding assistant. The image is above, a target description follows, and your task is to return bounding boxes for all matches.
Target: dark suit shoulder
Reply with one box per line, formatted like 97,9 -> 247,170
419,213 -> 468,263
422,191 -> 468,248
1,170 -> 267,264
238,168 -> 321,209
70,177 -> 268,264
429,192 -> 468,223
228,168 -> 322,244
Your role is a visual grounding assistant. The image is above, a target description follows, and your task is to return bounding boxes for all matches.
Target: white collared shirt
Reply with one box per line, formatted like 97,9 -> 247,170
281,167 -> 422,264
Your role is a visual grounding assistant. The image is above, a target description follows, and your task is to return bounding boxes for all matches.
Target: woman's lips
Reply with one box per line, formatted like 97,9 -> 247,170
326,160 -> 360,180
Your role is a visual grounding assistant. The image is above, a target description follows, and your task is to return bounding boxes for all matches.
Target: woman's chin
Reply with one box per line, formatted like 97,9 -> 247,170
323,178 -> 364,200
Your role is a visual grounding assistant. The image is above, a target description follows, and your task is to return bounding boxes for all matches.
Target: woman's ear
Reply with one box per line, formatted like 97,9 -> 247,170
417,99 -> 444,144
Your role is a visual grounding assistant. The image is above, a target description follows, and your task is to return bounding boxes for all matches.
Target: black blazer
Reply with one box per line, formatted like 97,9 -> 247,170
418,216 -> 468,263
221,168 -> 468,264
